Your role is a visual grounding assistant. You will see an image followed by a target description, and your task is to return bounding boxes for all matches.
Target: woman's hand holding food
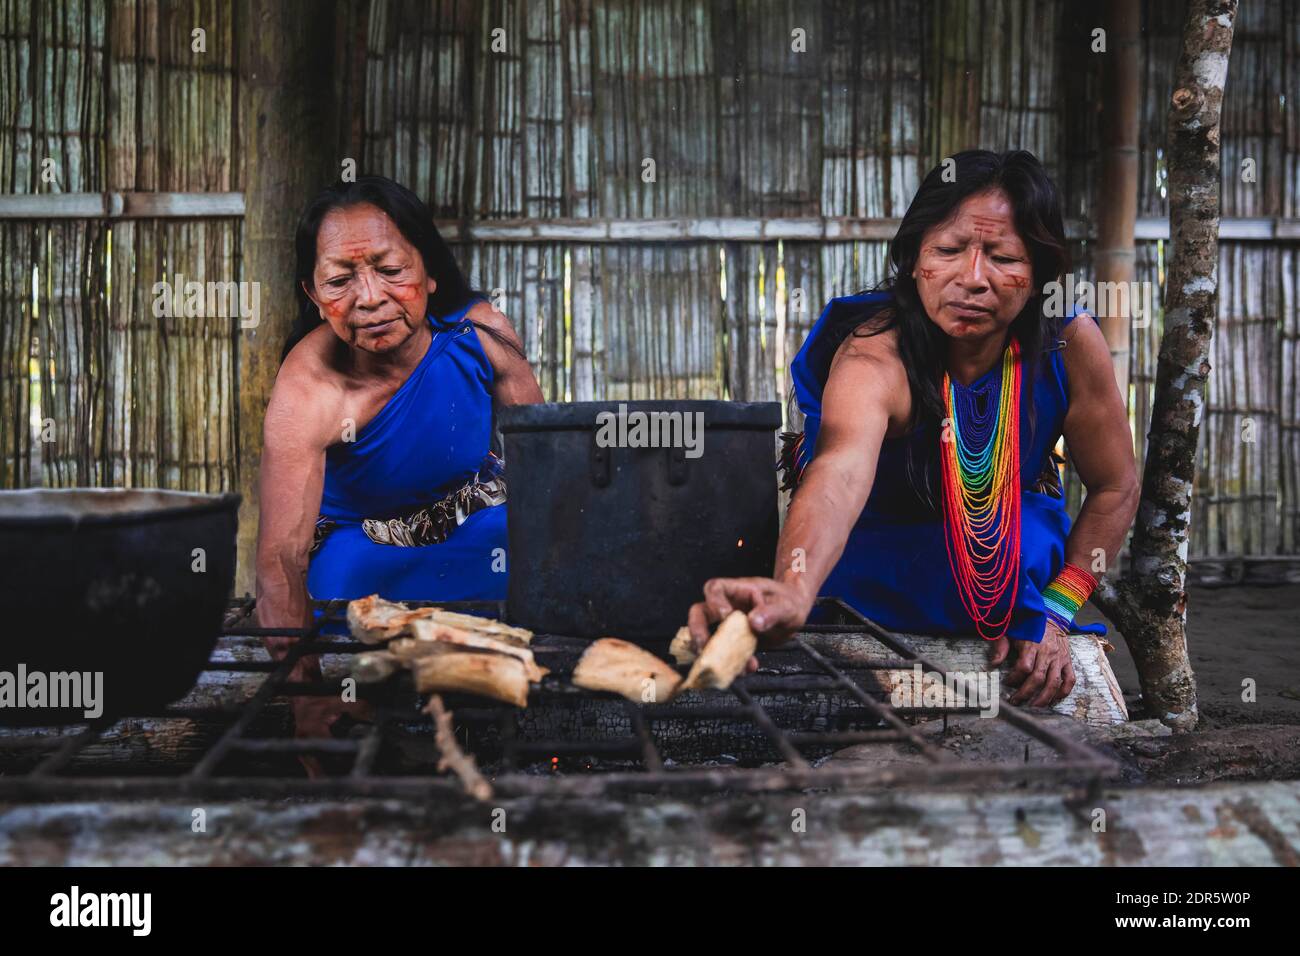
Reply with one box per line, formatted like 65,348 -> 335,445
686,576 -> 815,668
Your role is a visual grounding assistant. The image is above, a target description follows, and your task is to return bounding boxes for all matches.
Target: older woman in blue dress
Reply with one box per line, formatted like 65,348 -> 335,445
256,175 -> 542,748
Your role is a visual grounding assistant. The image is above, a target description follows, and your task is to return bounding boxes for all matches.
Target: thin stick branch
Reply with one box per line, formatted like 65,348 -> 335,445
423,695 -> 494,802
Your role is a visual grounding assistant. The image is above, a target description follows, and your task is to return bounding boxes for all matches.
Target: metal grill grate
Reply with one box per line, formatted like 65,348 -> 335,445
0,598 -> 1117,801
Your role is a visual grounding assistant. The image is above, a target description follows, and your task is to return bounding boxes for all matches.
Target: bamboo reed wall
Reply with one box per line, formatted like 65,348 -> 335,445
0,0 -> 240,493
1,0 -> 1298,559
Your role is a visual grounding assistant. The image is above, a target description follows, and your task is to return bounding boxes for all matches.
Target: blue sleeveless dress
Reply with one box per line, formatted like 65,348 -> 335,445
306,303 -> 508,602
788,292 -> 1106,642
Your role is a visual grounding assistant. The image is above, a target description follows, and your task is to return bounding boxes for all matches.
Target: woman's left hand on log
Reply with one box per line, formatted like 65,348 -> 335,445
988,621 -> 1076,707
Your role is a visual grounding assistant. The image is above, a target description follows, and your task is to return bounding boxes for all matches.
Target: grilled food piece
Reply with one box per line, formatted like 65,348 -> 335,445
386,636 -> 444,662
346,594 -> 533,646
347,594 -> 435,644
572,638 -> 682,704
680,610 -> 757,692
669,626 -> 698,666
421,609 -> 532,647
409,619 -> 547,682
413,652 -> 530,708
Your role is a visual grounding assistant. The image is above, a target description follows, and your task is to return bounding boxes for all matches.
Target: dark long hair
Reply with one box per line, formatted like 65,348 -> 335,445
816,149 -> 1070,504
282,174 -> 515,361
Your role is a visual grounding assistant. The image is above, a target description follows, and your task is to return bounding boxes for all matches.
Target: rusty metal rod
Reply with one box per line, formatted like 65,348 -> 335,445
189,603 -> 339,779
793,638 -> 949,763
730,684 -> 811,770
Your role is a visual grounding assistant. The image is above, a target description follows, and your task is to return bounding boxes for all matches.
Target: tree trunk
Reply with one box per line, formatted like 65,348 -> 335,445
1095,0 -> 1237,733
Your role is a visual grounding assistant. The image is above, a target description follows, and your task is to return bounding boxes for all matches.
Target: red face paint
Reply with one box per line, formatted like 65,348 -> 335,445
306,203 -> 440,357
388,282 -> 424,302
1007,274 -> 1030,289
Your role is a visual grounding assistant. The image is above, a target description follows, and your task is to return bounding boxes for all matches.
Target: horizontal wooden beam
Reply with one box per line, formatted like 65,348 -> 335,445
1132,215 -> 1300,240
0,192 -> 245,219
1,194 -> 1298,242
439,216 -> 1300,243
435,216 -> 905,241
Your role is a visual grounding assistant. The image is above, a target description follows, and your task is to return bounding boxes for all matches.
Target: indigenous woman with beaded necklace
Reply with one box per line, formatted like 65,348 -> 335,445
687,150 -> 1140,708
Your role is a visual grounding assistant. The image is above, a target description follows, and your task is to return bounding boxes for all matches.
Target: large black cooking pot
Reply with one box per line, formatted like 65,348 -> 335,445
0,489 -> 239,725
500,400 -> 782,646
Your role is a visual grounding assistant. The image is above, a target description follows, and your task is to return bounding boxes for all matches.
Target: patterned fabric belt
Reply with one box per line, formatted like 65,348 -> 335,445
1030,449 -> 1066,499
310,452 -> 506,553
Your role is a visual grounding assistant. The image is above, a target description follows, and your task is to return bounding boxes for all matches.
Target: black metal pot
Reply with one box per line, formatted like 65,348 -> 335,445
500,400 -> 782,647
0,489 -> 239,725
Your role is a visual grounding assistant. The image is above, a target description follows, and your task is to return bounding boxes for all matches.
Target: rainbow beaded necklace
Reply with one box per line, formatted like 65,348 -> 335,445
939,337 -> 1022,640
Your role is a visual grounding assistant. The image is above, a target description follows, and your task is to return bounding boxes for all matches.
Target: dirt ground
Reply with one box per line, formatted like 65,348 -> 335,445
1067,584 -> 1300,785
1077,583 -> 1300,728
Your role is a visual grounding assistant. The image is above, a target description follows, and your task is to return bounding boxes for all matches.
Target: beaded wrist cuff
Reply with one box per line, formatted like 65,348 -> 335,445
1042,562 -> 1097,633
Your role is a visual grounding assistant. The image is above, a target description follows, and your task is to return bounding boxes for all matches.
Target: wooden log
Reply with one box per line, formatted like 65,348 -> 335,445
1185,555 -> 1246,587
824,631 -> 1131,728
0,669 -> 279,772
4,780 -> 1300,866
1240,557 -> 1300,586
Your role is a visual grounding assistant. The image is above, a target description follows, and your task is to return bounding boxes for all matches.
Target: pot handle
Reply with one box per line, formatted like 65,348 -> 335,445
588,437 -> 688,487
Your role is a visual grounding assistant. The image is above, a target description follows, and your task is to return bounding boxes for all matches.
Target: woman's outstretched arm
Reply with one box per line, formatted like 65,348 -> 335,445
687,327 -> 910,648
253,346 -> 342,635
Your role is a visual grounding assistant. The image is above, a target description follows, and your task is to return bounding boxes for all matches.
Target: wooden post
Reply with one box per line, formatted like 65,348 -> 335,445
1095,0 -> 1139,405
1095,0 -> 1238,732
235,1 -> 343,595
928,0 -> 981,167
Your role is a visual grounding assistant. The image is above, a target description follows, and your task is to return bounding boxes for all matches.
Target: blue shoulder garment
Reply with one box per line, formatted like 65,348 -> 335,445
306,302 -> 508,604
787,292 -> 1107,642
